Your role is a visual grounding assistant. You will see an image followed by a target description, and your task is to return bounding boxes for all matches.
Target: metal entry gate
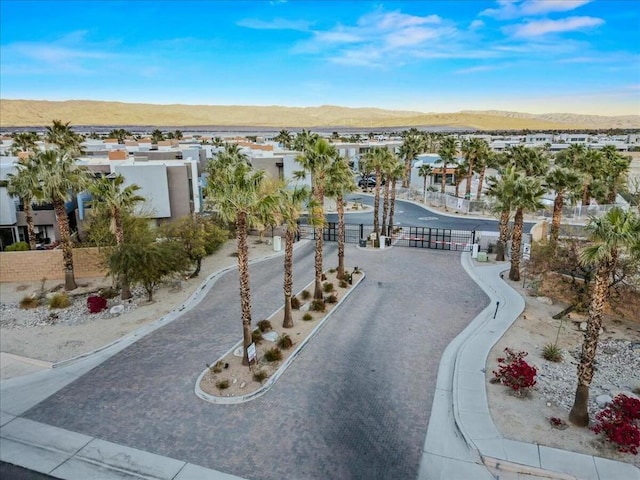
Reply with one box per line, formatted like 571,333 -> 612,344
298,222 -> 474,251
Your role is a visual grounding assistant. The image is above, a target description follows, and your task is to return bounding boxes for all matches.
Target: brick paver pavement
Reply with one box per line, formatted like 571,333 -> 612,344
24,242 -> 489,480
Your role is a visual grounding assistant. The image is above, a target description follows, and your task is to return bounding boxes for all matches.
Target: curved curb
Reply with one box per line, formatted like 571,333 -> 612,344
195,271 -> 366,405
49,241 -> 312,370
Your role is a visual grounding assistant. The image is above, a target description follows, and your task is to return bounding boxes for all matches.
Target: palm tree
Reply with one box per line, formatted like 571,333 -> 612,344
295,138 -> 337,300
274,129 -> 293,149
486,166 -> 519,262
600,146 -> 631,204
545,167 -> 582,252
380,154 -> 398,237
568,208 -> 640,426
476,148 -> 498,201
362,147 -> 393,238
453,162 -> 467,198
508,176 -> 546,281
206,147 -> 279,366
461,138 -> 490,199
293,129 -> 319,152
10,132 -> 39,156
89,174 -> 145,299
6,156 -> 42,249
45,120 -> 84,156
151,129 -> 165,144
437,136 -> 457,195
418,164 -> 433,203
279,184 -> 310,328
399,131 -> 424,188
326,156 -> 356,279
37,149 -> 94,290
387,159 -> 405,234
503,145 -> 549,177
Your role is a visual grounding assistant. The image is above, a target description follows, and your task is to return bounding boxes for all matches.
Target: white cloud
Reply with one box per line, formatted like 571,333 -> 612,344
237,18 -> 310,31
481,0 -> 592,19
510,16 -> 604,37
469,19 -> 485,29
455,65 -> 497,74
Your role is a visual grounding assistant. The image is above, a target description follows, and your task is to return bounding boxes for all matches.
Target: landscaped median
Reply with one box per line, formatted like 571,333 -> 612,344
195,267 -> 365,404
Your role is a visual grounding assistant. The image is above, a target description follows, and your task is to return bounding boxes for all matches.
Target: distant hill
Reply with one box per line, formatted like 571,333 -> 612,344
1,99 -> 638,130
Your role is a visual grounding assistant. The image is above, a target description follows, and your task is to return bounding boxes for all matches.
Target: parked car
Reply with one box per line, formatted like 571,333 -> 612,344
358,175 -> 385,188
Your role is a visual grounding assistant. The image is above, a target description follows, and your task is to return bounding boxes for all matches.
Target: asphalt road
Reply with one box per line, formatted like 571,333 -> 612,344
326,194 -> 537,233
22,242 -> 489,480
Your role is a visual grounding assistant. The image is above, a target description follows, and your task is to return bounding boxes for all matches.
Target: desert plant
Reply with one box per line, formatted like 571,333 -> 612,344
277,334 -> 293,350
257,319 -> 272,332
19,295 -> 39,309
291,296 -> 301,310
87,295 -> 108,313
253,370 -> 268,383
300,289 -> 311,300
321,273 -> 327,281
302,313 -> 313,321
329,268 -> 336,273
326,294 -> 338,304
323,282 -> 334,293
215,379 -> 230,390
311,299 -> 326,312
252,329 -> 263,344
5,241 -> 29,251
542,343 -> 563,362
592,394 -> 640,454
492,348 -> 537,396
48,292 -> 71,309
98,287 -> 119,299
339,280 -> 348,288
207,360 -> 224,374
549,417 -> 568,430
263,347 -> 282,362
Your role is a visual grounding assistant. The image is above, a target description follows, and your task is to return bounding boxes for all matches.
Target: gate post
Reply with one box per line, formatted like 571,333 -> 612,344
360,224 -> 364,241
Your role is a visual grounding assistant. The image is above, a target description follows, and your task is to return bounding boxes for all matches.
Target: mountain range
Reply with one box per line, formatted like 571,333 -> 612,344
1,99 -> 638,131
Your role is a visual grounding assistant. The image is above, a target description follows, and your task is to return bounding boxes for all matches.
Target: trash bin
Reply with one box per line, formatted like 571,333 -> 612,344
273,236 -> 282,252
379,236 -> 386,249
472,243 -> 479,259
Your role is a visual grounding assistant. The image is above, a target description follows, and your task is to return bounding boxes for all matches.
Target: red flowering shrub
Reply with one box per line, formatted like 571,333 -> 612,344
492,348 -> 537,396
87,295 -> 107,314
592,394 -> 640,454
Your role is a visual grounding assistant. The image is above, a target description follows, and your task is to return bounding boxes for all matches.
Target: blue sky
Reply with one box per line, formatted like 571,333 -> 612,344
1,0 -> 639,115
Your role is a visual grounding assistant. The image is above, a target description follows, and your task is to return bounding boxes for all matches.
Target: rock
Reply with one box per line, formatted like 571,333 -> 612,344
536,296 -> 553,305
595,394 -> 613,408
580,322 -> 587,331
109,305 -> 125,315
240,382 -> 246,389
262,331 -> 278,342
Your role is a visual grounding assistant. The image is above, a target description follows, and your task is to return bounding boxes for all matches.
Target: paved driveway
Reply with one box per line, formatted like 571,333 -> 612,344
23,242 -> 488,480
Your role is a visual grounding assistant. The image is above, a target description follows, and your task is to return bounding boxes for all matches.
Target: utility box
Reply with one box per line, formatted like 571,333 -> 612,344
273,236 -> 282,252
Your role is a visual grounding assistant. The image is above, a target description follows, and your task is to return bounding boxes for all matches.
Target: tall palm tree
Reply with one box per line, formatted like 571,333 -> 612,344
293,129 -> 319,152
503,145 -> 549,177
418,164 -> 433,203
89,174 -> 145,299
453,162 -> 467,198
461,138 -> 490,199
10,132 -> 39,157
206,148 -> 279,366
45,120 -> 84,156
380,154 -> 398,237
399,131 -> 424,188
6,156 -> 42,249
487,166 -> 519,262
569,208 -> 640,426
508,176 -> 546,281
387,159 -> 405,234
280,184 -> 310,328
151,129 -> 165,144
600,146 -> 631,204
326,156 -> 356,279
37,149 -> 94,290
274,130 -> 293,149
295,138 -> 337,300
545,167 -> 582,252
476,148 -> 498,201
362,147 -> 393,238
437,136 -> 457,195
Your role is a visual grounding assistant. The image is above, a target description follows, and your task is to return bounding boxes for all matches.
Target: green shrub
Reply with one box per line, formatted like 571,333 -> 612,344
99,287 -> 119,299
291,296 -> 301,310
252,329 -> 263,344
326,294 -> 338,304
19,295 -> 39,309
323,282 -> 334,293
215,379 -> 230,390
49,293 -> 71,309
329,268 -> 336,273
257,319 -> 272,332
264,347 -> 282,362
339,280 -> 348,288
542,343 -> 563,362
207,360 -> 224,373
253,370 -> 268,383
277,334 -> 293,350
300,289 -> 311,300
302,313 -> 313,321
5,241 -> 29,251
311,299 -> 326,312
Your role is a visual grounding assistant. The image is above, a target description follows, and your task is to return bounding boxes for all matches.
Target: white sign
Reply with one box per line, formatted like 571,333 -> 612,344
247,343 -> 256,363
523,243 -> 531,260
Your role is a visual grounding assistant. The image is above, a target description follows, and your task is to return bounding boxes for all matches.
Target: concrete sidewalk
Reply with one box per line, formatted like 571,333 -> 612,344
419,253 -> 640,480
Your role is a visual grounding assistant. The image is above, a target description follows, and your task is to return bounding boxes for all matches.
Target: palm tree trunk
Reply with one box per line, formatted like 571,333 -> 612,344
191,258 -> 202,278
465,161 -> 473,198
476,165 -> 486,201
423,177 -> 427,201
550,194 -> 564,251
569,261 -> 612,426
114,214 -> 132,300
24,201 -> 37,250
236,212 -> 253,366
455,181 -> 461,198
54,199 -> 77,291
441,162 -> 447,194
509,208 -> 523,281
283,229 -> 294,328
382,180 -> 390,237
582,184 -> 590,206
403,157 -> 411,188
314,223 -> 324,300
389,178 -> 398,232
373,170 -> 381,237
496,209 -> 510,262
337,194 -> 345,280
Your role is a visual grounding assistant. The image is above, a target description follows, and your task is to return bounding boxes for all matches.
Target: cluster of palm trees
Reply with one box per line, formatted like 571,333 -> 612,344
205,138 -> 357,367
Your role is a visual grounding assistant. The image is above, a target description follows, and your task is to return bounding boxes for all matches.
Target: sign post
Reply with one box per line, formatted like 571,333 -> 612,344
522,243 -> 531,288
247,342 -> 256,370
